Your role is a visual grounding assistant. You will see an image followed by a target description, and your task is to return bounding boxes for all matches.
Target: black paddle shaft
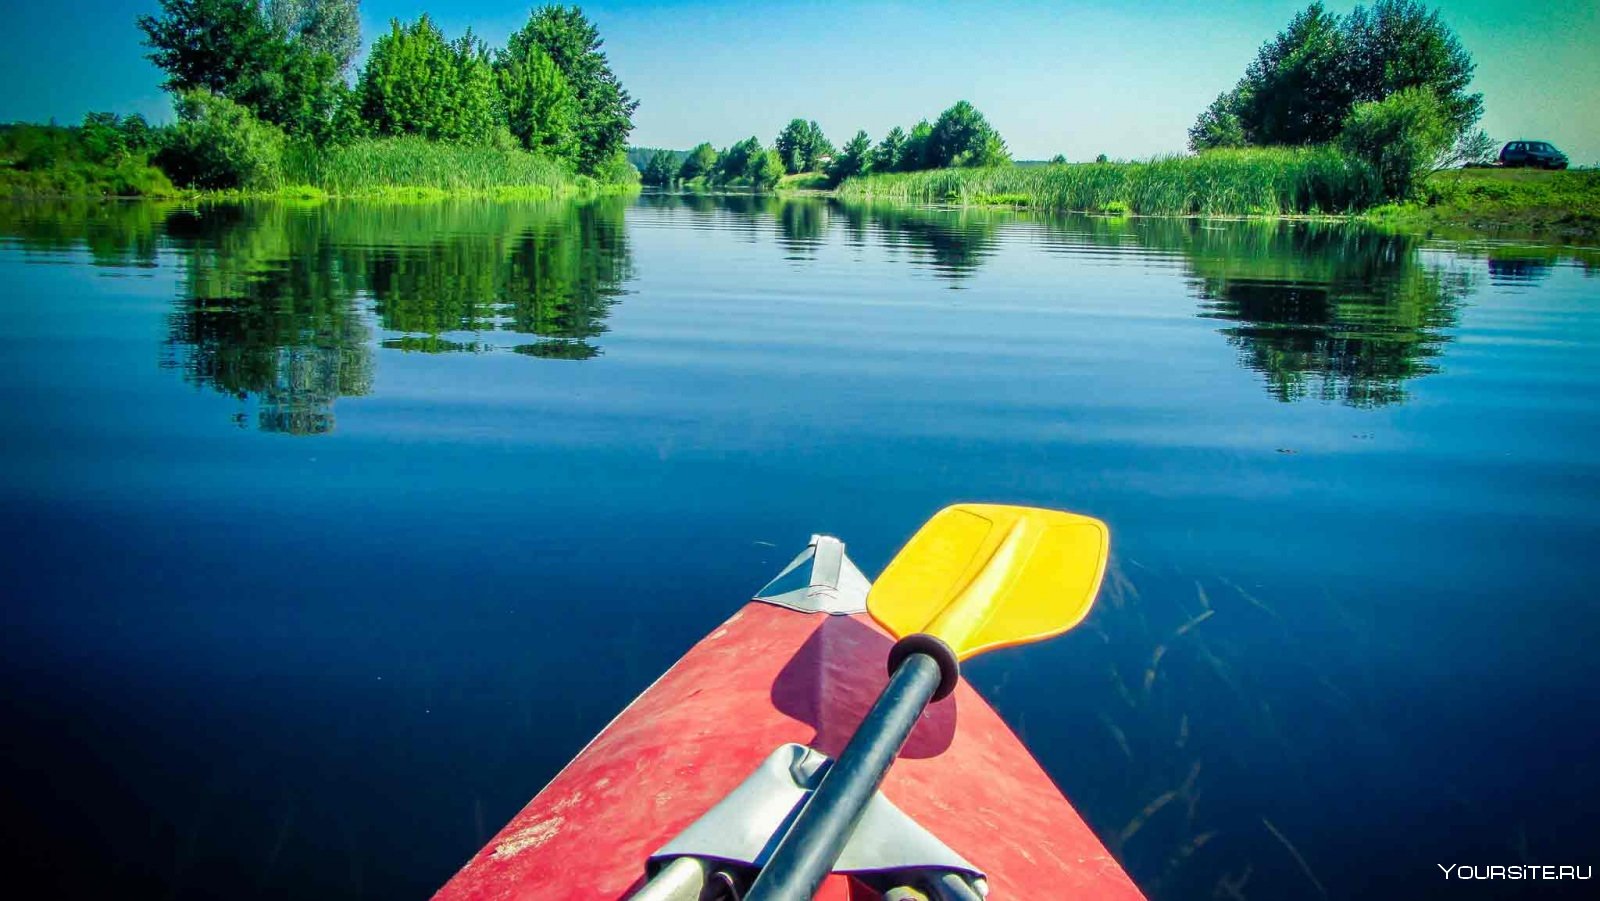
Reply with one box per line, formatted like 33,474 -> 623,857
745,651 -> 944,901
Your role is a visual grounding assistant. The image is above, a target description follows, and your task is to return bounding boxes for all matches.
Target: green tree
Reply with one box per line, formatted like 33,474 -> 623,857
1237,2 -> 1351,145
156,89 -> 286,189
357,16 -> 501,145
751,148 -> 784,190
871,127 -> 907,172
901,120 -> 934,171
250,40 -> 348,141
138,0 -> 346,140
777,119 -> 834,172
641,149 -> 677,186
138,0 -> 276,96
1339,87 -> 1454,199
775,119 -> 809,174
496,41 -> 578,161
593,150 -> 639,185
713,137 -> 763,184
827,130 -> 872,185
928,101 -> 1009,167
510,6 -> 638,176
80,113 -> 158,164
267,0 -> 361,73
1193,0 -> 1481,148
1188,88 -> 1248,150
801,120 -> 833,171
1344,0 -> 1481,134
678,142 -> 717,181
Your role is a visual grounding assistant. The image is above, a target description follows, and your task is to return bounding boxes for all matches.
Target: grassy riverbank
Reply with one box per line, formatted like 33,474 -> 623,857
1367,169 -> 1600,240
837,148 -> 1381,215
1,136 -> 634,202
280,138 -> 631,200
837,152 -> 1599,241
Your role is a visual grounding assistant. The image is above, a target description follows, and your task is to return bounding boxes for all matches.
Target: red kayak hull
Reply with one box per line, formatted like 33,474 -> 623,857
435,601 -> 1144,900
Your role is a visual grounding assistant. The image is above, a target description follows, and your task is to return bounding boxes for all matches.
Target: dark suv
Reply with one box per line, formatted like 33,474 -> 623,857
1499,141 -> 1568,169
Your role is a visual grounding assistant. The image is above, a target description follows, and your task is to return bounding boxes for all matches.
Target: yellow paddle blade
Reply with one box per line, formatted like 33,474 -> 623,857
868,504 -> 1110,661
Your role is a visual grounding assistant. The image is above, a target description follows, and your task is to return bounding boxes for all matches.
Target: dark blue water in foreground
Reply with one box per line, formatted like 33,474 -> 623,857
2,196 -> 1597,899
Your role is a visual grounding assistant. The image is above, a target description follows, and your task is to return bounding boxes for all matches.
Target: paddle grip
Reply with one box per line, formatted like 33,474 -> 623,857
887,633 -> 960,700
744,652 -> 944,901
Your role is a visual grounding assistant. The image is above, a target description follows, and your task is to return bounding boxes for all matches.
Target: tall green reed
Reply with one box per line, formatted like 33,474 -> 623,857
283,137 -> 593,196
837,148 -> 1381,216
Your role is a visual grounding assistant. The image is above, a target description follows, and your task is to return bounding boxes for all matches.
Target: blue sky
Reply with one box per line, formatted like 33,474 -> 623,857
3,1 -> 1597,163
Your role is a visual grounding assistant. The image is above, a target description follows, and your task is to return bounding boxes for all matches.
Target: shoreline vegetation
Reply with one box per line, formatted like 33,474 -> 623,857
2,0 -> 1594,241
1,2 -> 642,202
834,160 -> 1600,241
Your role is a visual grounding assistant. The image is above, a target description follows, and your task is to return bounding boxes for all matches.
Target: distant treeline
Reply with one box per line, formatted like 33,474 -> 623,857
627,147 -> 685,172
2,1 -> 640,195
639,100 -> 1011,190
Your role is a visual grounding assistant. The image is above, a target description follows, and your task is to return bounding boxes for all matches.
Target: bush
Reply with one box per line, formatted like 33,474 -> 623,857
1339,87 -> 1454,200
156,90 -> 286,190
593,149 -> 640,186
751,149 -> 784,189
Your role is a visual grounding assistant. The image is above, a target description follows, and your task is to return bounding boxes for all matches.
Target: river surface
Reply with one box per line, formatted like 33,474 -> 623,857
2,195 -> 1597,900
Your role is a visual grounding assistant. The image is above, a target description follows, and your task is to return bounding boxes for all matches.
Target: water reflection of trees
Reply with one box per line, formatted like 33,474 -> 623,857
643,194 -> 999,282
739,200 -> 1468,403
1170,222 -> 1474,407
0,199 -> 633,435
9,196 -> 1587,432
1030,214 -> 1476,407
0,200 -> 166,268
652,197 -> 1484,404
161,205 -> 373,435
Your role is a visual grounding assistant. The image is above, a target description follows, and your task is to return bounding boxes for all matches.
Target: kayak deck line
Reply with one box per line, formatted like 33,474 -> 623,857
434,536 -> 1144,900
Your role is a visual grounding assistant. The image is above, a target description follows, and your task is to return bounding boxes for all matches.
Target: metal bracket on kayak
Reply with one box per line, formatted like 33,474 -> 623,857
638,743 -> 985,898
753,535 -> 871,616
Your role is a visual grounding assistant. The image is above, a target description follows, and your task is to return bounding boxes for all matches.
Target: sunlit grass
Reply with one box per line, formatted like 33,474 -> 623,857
0,159 -> 177,197
281,137 -> 608,198
1366,168 -> 1600,238
838,148 -> 1381,216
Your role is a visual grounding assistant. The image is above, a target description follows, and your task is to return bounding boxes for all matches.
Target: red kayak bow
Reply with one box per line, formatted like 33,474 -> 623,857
435,530 -> 1144,900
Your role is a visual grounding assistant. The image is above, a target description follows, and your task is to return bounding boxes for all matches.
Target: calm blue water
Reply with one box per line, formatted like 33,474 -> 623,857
1,196 -> 1597,899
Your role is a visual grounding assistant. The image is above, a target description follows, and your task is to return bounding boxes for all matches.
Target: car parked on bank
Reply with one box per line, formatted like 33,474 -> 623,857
1499,141 -> 1569,169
